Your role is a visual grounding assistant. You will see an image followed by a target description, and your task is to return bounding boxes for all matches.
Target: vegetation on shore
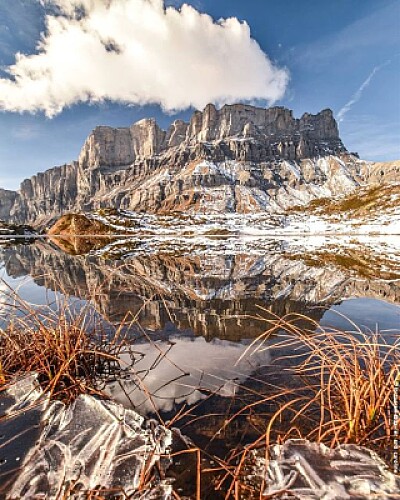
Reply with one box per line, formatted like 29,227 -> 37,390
0,283 -> 130,402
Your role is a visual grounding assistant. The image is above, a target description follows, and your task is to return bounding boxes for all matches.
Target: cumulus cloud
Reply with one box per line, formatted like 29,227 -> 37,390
0,0 -> 289,117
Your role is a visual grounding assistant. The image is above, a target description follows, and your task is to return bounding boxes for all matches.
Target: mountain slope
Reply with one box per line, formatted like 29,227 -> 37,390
284,182 -> 400,235
0,103 -> 398,225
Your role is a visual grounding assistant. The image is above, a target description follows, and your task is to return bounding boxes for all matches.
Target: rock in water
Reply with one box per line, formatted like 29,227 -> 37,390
0,103 -> 398,224
0,375 -> 172,499
247,439 -> 400,498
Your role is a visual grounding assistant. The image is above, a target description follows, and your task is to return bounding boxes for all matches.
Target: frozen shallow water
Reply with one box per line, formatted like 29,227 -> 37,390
0,375 -> 172,499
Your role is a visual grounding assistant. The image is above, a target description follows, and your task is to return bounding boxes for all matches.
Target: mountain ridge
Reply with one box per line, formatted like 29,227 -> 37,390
1,103 -> 398,225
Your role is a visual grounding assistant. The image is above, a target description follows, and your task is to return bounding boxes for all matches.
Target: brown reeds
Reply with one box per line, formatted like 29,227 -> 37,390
254,309 -> 400,451
216,308 -> 400,496
0,280 -> 131,403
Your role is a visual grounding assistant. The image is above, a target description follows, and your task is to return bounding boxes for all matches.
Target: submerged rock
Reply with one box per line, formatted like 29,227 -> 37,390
0,375 -> 172,499
248,439 -> 400,499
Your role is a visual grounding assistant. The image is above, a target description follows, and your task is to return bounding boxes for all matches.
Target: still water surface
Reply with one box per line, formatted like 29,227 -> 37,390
1,235 -> 399,440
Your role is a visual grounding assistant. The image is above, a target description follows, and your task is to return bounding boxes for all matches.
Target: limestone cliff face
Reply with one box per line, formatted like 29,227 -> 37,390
186,104 -> 340,148
0,189 -> 17,221
1,103 -> 396,225
75,104 -> 344,171
78,118 -> 169,169
11,163 -> 79,224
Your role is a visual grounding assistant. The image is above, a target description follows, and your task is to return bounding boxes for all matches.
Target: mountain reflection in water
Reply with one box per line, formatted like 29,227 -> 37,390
0,236 -> 399,424
1,237 -> 399,339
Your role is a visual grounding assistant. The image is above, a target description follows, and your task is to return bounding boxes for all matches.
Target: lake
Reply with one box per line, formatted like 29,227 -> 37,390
1,234 -> 399,380
1,234 -> 399,491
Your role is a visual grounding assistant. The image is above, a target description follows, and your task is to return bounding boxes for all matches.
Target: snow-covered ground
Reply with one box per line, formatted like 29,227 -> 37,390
282,208 -> 400,235
90,207 -> 400,240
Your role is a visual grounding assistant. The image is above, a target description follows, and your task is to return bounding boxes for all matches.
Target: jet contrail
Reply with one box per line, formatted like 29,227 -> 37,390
337,60 -> 391,122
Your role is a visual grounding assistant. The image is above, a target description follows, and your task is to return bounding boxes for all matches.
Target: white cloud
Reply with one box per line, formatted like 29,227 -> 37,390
0,0 -> 289,117
108,336 -> 270,413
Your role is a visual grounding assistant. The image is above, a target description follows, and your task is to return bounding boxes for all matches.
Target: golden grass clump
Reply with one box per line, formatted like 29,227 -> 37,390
0,284 -> 128,403
216,309 -> 400,497
264,312 -> 400,452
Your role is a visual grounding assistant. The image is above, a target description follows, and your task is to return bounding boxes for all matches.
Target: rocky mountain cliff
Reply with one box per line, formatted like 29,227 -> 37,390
0,188 -> 17,221
1,103 -> 398,225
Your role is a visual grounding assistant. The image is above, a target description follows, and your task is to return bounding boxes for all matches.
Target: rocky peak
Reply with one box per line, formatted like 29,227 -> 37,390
0,103 -> 370,225
165,119 -> 189,148
299,109 -> 339,140
184,104 -> 340,144
130,118 -> 166,157
77,103 -> 344,170
78,117 -> 167,169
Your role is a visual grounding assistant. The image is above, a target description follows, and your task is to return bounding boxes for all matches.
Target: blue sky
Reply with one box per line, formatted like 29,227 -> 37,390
0,0 -> 399,190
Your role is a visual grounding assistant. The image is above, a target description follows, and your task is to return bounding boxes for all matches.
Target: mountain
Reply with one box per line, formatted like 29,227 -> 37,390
0,188 -> 17,221
1,103 -> 398,225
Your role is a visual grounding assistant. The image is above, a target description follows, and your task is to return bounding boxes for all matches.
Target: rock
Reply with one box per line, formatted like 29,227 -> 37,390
130,118 -> 166,158
48,213 -> 111,236
78,118 -> 167,170
0,189 -> 17,221
0,375 -> 172,499
12,163 -> 79,223
47,213 -> 115,254
0,103 -> 398,225
248,439 -> 400,499
166,119 -> 188,148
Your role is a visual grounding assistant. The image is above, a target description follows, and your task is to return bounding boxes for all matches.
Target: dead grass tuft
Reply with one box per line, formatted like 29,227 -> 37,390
0,282 -> 130,403
215,309 -> 400,496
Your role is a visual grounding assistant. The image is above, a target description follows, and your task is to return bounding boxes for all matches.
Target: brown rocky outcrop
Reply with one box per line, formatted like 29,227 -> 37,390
47,214 -> 114,254
48,214 -> 111,236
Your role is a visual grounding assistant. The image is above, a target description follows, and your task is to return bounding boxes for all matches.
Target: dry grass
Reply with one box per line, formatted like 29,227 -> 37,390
0,281 -> 131,403
214,309 -> 400,497
283,328 -> 398,449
